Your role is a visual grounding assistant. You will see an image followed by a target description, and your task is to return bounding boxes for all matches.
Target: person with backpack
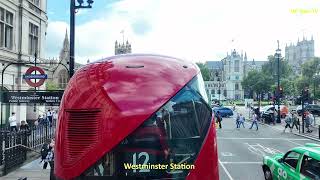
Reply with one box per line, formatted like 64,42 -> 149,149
216,111 -> 222,129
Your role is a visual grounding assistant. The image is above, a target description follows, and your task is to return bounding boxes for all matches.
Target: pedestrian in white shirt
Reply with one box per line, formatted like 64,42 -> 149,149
249,113 -> 259,131
9,112 -> 17,132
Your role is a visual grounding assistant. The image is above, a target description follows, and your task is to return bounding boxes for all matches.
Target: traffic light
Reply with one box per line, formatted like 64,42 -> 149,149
302,88 -> 310,101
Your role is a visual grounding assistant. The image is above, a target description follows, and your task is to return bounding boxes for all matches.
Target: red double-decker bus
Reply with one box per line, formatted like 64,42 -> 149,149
54,54 -> 219,179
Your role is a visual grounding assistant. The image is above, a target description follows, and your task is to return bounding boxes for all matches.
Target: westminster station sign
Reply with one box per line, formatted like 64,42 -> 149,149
2,92 -> 63,104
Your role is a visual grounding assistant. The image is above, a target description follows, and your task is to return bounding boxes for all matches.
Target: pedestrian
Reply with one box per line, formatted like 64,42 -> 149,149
235,113 -> 240,128
216,111 -> 222,129
272,109 -> 276,125
8,112 -> 17,132
53,110 -> 58,126
41,139 -> 51,165
283,113 -> 292,133
249,113 -> 258,130
305,111 -> 313,133
20,120 -> 31,133
307,112 -> 315,127
47,109 -> 53,127
291,111 -> 299,131
34,117 -> 40,137
239,113 -> 245,128
49,138 -> 55,180
42,139 -> 55,174
38,114 -> 44,125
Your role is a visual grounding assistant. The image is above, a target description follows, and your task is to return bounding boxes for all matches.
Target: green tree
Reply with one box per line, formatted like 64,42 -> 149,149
46,80 -> 59,90
294,76 -> 310,94
281,78 -> 295,96
261,55 -> 292,80
242,70 -> 273,108
301,57 -> 320,79
196,62 -> 210,81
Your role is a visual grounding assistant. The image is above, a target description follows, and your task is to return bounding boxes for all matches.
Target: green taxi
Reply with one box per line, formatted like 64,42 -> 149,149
262,143 -> 320,180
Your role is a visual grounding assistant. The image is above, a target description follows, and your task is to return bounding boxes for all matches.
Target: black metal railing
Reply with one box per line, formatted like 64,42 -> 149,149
0,121 -> 56,176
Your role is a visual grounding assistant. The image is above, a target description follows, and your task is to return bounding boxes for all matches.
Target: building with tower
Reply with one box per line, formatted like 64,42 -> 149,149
205,50 -> 267,102
115,40 -> 132,55
285,36 -> 315,74
50,30 -> 83,89
0,0 -> 48,126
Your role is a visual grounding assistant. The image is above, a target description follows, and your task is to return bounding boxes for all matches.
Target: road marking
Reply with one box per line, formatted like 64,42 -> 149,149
221,152 -> 233,156
218,159 -> 234,180
245,143 -> 283,157
263,123 -> 284,131
220,162 -> 262,164
218,137 -> 309,140
286,139 -> 303,146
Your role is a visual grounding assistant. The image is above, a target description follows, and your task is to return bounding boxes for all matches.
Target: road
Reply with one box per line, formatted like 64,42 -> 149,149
217,113 -> 320,180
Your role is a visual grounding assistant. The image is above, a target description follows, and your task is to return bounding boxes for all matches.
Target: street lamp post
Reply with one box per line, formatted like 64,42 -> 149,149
70,0 -> 94,78
218,77 -> 221,104
276,40 -> 281,123
313,73 -> 320,102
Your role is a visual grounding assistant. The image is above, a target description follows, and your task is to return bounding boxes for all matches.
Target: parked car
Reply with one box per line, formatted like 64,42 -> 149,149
212,107 -> 233,117
262,143 -> 320,180
296,104 -> 320,116
260,105 -> 289,118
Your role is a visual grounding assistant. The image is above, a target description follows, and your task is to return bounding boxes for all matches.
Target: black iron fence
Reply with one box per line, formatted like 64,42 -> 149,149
0,122 -> 55,176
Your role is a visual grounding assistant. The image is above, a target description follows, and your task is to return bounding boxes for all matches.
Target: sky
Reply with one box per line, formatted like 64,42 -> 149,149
45,0 -> 320,64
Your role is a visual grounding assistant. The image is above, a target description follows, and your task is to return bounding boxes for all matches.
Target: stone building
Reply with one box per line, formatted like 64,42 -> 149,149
115,40 -> 132,55
49,31 -> 83,89
0,0 -> 48,125
285,36 -> 315,74
205,50 -> 267,102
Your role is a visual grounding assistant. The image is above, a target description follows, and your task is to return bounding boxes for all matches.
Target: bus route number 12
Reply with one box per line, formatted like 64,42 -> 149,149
132,152 -> 150,173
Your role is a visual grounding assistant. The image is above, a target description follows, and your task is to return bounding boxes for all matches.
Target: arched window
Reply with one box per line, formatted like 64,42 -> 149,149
58,69 -> 68,89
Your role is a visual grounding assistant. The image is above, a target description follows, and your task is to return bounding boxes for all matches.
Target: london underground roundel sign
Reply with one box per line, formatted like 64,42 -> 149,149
23,66 -> 47,87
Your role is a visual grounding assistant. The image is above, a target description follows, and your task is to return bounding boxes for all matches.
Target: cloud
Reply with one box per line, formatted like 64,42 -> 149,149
45,21 -> 69,58
45,0 -> 320,64
131,19 -> 152,36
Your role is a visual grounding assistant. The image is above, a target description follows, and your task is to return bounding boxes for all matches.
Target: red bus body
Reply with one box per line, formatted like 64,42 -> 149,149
55,54 -> 219,179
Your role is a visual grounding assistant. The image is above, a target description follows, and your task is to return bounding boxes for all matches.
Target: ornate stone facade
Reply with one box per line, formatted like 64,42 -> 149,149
205,50 -> 267,101
285,36 -> 315,74
115,40 -> 132,55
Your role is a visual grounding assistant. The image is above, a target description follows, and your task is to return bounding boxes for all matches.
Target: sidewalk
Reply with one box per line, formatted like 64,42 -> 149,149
236,106 -> 320,141
1,158 -> 50,180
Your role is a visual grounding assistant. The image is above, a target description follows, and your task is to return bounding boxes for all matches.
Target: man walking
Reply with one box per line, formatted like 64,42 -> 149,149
305,111 -> 313,133
9,112 -> 17,132
216,111 -> 222,129
249,113 -> 258,130
236,113 -> 240,128
239,113 -> 245,128
291,111 -> 299,131
283,113 -> 292,133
